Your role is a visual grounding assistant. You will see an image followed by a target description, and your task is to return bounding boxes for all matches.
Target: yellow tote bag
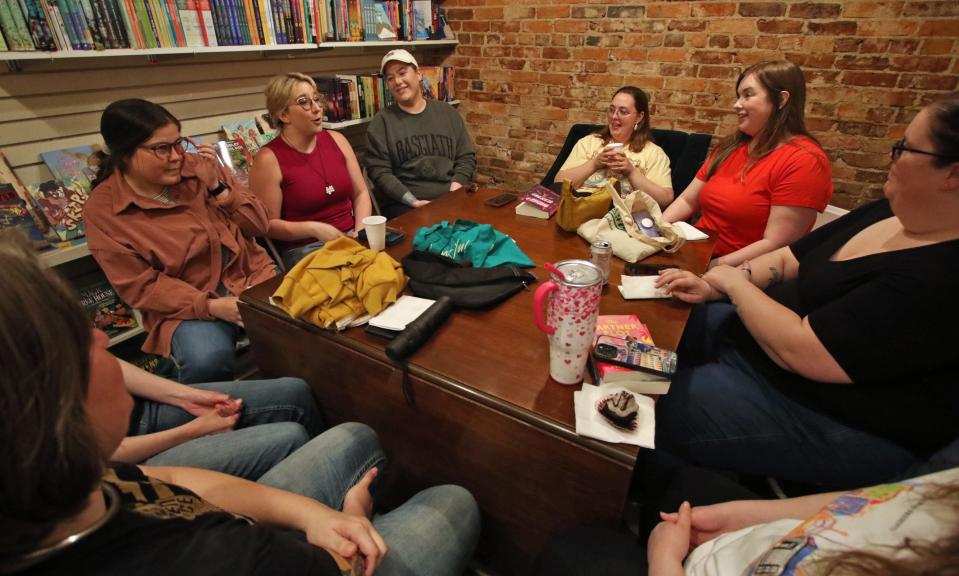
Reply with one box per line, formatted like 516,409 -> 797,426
556,178 -> 615,232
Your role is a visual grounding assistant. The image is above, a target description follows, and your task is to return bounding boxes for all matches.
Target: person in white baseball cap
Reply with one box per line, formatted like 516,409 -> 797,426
365,49 -> 476,218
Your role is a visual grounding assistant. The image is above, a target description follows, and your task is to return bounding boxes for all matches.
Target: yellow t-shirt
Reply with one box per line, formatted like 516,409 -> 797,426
559,134 -> 672,195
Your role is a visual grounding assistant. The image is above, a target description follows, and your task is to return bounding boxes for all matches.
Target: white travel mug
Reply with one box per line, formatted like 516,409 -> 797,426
533,260 -> 604,385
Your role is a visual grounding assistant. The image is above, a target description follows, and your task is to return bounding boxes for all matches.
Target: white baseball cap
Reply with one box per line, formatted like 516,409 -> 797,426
380,49 -> 419,75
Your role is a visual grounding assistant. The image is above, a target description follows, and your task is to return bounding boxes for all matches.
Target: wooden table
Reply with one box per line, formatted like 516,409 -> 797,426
239,189 -> 714,573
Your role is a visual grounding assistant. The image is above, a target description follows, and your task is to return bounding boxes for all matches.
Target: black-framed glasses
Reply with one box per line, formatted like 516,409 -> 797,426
140,137 -> 186,160
891,138 -> 956,162
294,95 -> 323,111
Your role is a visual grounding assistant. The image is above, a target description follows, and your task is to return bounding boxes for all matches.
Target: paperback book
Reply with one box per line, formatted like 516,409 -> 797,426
221,119 -> 261,157
25,180 -> 89,241
75,272 -> 139,338
0,184 -> 48,248
515,184 -> 561,219
214,140 -> 252,187
40,145 -> 100,192
592,314 -> 670,394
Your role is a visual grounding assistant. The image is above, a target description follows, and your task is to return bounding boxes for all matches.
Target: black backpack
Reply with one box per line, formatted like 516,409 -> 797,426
402,251 -> 538,308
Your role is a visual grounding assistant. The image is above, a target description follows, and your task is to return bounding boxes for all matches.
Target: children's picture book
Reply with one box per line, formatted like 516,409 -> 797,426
214,140 -> 252,187
419,66 -> 443,100
515,184 -> 561,219
592,314 -> 670,394
75,272 -> 139,338
221,119 -> 261,158
25,180 -> 89,241
40,145 -> 100,192
0,184 -> 49,248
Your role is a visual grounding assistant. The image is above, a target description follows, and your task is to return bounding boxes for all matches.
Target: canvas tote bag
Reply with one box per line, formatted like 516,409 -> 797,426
576,188 -> 685,263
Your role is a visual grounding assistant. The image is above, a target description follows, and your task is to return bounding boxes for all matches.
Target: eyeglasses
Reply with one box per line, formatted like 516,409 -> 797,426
294,95 -> 324,111
607,107 -> 635,118
140,137 -> 186,160
891,138 -> 957,162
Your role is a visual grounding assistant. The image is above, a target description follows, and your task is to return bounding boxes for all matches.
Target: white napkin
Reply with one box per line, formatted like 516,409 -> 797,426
369,296 -> 436,331
618,275 -> 670,300
574,384 -> 656,448
674,221 -> 709,241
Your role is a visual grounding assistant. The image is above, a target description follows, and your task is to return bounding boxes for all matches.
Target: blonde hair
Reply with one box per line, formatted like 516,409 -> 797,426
264,72 -> 318,127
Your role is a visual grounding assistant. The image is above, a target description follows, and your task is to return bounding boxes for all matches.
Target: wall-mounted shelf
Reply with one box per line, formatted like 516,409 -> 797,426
39,241 -> 91,267
324,99 -> 460,130
0,39 -> 457,63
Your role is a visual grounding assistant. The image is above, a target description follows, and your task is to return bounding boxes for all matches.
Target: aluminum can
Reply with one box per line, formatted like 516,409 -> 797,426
589,240 -> 612,284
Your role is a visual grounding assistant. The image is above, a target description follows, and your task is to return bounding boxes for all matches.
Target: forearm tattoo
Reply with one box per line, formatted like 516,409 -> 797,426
767,266 -> 782,288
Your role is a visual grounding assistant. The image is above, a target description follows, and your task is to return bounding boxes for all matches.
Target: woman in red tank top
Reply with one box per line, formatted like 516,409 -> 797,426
250,73 -> 374,266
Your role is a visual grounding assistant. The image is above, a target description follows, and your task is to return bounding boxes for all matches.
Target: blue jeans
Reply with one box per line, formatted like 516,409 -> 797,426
170,319 -> 240,383
656,303 -> 919,487
137,378 -> 324,480
259,422 -> 481,576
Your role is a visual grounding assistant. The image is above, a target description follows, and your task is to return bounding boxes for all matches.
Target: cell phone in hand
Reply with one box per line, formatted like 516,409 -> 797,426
592,335 -> 678,378
485,193 -> 518,208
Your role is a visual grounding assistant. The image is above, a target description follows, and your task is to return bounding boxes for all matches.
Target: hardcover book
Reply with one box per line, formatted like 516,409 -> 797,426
75,272 -> 139,337
25,179 -> 89,241
592,314 -> 670,394
214,139 -> 252,187
514,184 -> 561,219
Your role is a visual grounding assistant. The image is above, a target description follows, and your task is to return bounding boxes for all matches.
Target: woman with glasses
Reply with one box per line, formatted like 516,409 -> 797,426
84,99 -> 277,384
554,86 -> 674,207
663,61 -> 833,268
650,93 -> 959,488
250,73 -> 373,268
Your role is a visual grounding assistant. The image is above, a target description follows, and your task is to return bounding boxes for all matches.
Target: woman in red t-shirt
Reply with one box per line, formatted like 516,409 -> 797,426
250,73 -> 374,268
663,61 -> 833,267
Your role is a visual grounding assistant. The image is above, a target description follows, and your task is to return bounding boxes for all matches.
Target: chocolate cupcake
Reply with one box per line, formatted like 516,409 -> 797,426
597,390 -> 639,431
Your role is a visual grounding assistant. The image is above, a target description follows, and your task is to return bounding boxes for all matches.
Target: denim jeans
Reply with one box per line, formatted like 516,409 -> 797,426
170,319 -> 240,384
656,303 -> 919,488
258,422 -> 481,576
137,378 -> 324,480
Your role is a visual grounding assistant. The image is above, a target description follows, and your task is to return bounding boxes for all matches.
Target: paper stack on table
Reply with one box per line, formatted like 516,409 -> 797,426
574,384 -> 656,448
619,275 -> 670,300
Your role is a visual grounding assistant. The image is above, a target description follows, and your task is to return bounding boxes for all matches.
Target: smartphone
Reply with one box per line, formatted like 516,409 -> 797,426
623,262 -> 671,276
592,335 -> 678,378
485,193 -> 518,208
357,227 -> 405,246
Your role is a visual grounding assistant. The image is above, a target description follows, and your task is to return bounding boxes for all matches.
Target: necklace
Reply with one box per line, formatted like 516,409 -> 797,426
2,483 -> 121,572
280,132 -> 336,196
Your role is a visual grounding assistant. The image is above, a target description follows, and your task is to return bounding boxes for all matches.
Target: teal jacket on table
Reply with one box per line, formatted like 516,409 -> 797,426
412,220 -> 535,268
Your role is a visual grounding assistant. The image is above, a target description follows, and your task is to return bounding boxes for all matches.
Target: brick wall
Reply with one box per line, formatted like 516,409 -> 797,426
444,0 -> 959,208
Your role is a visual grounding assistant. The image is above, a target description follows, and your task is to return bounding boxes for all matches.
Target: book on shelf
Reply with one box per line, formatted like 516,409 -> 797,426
0,183 -> 49,248
221,119 -> 261,157
214,139 -> 252,187
40,145 -> 100,192
515,184 -> 561,219
75,271 -> 139,338
411,0 -> 429,39
110,331 -> 177,376
592,314 -> 670,395
25,180 -> 89,242
0,150 -> 58,242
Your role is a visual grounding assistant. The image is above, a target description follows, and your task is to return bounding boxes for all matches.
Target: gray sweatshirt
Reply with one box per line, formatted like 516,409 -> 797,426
364,100 -> 476,205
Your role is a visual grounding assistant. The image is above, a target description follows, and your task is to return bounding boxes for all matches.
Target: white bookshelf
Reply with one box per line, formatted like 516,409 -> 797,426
324,99 -> 460,129
39,241 -> 91,267
0,39 -> 457,62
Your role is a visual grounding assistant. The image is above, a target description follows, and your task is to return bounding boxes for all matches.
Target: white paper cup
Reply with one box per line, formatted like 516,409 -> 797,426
362,215 -> 387,251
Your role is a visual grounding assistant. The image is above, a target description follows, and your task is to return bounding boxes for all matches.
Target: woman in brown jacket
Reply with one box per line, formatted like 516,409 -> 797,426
84,99 -> 277,383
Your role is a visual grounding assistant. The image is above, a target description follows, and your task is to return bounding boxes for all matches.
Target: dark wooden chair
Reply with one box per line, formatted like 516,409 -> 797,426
541,124 -> 713,195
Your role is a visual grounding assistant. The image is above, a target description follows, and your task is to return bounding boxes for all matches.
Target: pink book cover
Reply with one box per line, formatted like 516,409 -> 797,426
593,314 -> 654,382
520,184 -> 560,214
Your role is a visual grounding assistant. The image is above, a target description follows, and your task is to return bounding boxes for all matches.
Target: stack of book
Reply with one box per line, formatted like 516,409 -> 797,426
0,0 -> 453,52
592,314 -> 671,395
